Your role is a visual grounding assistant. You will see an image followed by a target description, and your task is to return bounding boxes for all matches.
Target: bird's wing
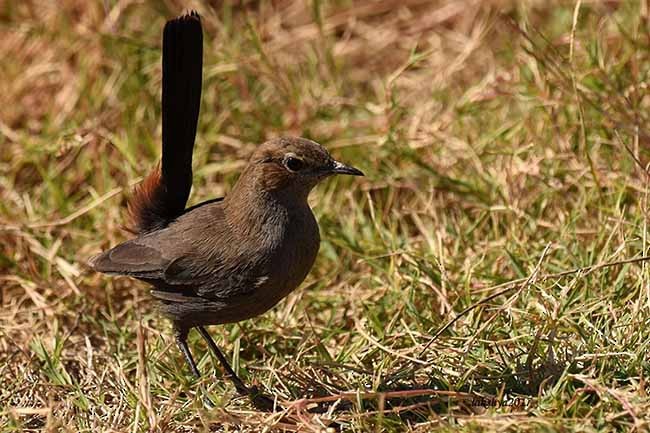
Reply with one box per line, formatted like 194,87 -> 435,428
160,254 -> 268,300
88,237 -> 170,279
91,200 -> 263,301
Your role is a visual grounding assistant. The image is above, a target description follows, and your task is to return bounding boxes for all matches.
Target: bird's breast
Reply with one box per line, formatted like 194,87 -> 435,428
276,208 -> 320,287
245,205 -> 320,309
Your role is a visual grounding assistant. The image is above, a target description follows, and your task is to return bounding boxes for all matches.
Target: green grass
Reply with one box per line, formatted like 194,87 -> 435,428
2,0 -> 650,431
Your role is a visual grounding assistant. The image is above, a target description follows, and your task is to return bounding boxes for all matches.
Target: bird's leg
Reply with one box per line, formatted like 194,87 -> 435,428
175,327 -> 201,379
175,326 -> 216,408
196,326 -> 248,393
196,326 -> 277,411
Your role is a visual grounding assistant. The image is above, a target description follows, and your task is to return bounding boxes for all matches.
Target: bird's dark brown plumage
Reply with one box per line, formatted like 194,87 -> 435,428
89,11 -> 363,410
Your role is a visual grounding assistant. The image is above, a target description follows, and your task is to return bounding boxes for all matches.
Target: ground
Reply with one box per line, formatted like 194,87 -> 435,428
2,0 -> 650,431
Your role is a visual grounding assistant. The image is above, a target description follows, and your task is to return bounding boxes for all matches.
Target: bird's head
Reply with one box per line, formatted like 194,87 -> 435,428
235,137 -> 363,200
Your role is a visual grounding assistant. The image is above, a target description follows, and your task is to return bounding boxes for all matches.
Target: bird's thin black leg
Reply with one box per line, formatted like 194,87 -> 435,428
175,329 -> 201,379
196,326 -> 248,393
196,325 -> 277,411
175,327 -> 216,408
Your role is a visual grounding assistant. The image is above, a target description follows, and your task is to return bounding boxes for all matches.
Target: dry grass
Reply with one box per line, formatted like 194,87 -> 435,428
2,0 -> 650,431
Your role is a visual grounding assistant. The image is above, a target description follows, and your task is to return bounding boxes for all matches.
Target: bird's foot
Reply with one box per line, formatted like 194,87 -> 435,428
244,385 -> 278,412
223,372 -> 278,411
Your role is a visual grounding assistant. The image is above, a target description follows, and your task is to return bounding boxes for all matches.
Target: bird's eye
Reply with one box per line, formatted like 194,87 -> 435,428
285,157 -> 304,172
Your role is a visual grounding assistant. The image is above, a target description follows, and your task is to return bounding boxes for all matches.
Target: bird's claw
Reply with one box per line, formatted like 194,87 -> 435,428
246,385 -> 277,412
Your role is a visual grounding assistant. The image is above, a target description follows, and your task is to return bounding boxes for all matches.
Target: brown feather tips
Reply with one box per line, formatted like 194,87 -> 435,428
127,165 -> 170,234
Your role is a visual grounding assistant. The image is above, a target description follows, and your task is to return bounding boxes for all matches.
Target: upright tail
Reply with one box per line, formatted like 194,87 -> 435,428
128,11 -> 203,234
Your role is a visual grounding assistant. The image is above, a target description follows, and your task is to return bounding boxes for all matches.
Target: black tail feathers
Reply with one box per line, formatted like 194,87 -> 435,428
128,11 -> 203,234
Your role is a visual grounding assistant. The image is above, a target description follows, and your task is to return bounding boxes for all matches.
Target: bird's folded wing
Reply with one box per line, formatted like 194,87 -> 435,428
90,238 -> 257,301
90,239 -> 200,285
91,200 -> 261,300
89,239 -> 170,278
162,255 -> 262,300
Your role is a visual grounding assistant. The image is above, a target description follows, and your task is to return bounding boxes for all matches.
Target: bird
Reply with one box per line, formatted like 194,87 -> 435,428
89,11 -> 363,408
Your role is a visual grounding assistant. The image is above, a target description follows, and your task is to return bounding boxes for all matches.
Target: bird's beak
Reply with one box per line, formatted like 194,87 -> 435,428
331,160 -> 364,176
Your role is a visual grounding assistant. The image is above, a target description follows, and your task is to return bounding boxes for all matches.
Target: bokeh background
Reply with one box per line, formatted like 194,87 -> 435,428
2,0 -> 650,431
